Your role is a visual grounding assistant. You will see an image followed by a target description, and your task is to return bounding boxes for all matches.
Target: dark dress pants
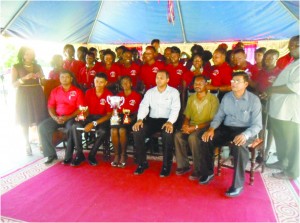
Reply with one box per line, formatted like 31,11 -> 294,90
198,125 -> 253,188
38,117 -> 75,159
133,118 -> 174,168
71,115 -> 110,158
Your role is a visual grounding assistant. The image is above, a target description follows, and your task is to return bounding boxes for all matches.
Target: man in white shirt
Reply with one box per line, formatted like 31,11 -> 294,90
132,70 -> 181,177
267,35 -> 299,180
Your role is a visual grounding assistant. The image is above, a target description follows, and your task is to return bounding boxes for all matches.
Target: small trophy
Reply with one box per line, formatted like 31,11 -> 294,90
77,105 -> 88,121
123,109 -> 131,124
107,96 -> 125,126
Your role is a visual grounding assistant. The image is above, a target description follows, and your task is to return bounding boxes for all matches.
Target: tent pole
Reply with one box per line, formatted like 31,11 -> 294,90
278,0 -> 299,21
176,0 -> 187,43
1,1 -> 30,35
87,0 -> 104,43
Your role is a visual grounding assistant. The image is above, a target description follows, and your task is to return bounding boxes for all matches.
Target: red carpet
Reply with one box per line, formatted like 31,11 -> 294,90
1,154 -> 277,222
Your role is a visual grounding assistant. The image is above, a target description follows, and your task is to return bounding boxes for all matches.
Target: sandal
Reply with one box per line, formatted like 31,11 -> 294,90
111,161 -> 118,167
118,162 -> 126,168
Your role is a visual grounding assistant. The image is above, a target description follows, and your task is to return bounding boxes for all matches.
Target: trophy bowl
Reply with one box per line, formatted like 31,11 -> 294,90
77,105 -> 88,121
107,96 -> 125,126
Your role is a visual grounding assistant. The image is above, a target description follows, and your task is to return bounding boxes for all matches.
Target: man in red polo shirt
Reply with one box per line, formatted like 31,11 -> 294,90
233,48 -> 259,91
140,46 -> 165,92
207,48 -> 232,100
99,50 -> 121,94
276,38 -> 295,70
78,51 -> 101,90
38,70 -> 84,164
70,73 -> 113,166
165,46 -> 188,104
120,49 -> 141,89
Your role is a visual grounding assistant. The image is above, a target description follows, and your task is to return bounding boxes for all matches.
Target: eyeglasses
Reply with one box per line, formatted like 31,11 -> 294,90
230,79 -> 245,84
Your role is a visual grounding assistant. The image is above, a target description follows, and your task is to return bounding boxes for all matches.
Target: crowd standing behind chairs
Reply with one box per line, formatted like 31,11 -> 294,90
13,36 -> 299,198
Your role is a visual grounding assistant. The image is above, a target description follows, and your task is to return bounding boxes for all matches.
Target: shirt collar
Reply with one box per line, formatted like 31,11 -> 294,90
230,90 -> 249,101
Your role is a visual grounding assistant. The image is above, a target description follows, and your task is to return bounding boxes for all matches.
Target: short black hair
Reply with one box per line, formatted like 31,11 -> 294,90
103,49 -> 116,61
191,44 -> 204,55
255,47 -> 266,54
171,46 -> 181,54
63,44 -> 75,52
193,75 -> 208,85
264,49 -> 279,58
60,69 -> 74,77
120,75 -> 132,83
202,50 -> 212,62
86,51 -> 96,58
95,72 -> 108,81
232,70 -> 249,82
233,48 -> 245,55
151,39 -> 160,45
214,47 -> 227,56
157,70 -> 169,79
146,45 -> 156,52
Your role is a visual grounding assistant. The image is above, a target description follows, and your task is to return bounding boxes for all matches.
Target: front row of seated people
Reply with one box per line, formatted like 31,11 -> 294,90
38,69 -> 262,198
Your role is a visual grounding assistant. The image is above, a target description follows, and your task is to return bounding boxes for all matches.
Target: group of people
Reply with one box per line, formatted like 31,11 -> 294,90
12,36 -> 299,198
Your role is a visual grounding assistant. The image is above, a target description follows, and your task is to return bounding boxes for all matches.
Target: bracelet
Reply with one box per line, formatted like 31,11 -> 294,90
18,79 -> 24,84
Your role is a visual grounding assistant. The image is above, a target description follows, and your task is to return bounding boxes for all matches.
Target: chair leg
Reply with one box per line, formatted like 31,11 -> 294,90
217,147 -> 222,176
250,149 -> 255,186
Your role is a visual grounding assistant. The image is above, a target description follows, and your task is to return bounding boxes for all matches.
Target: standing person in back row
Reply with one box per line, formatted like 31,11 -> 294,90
132,70 -> 181,177
267,35 -> 300,180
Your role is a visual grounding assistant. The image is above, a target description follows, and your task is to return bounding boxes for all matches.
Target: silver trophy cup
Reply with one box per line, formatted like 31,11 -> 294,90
107,96 -> 125,126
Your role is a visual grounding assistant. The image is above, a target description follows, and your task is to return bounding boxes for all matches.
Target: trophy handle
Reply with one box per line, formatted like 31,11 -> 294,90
119,96 -> 125,108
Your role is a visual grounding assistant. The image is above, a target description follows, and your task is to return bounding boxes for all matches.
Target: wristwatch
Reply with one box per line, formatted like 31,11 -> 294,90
92,121 -> 98,127
195,125 -> 198,130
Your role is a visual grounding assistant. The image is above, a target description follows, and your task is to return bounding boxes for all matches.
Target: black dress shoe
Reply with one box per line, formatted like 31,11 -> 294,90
71,153 -> 86,166
88,156 -> 98,166
62,158 -> 72,165
160,166 -> 171,177
225,186 -> 244,197
44,155 -> 58,164
199,174 -> 214,184
134,162 -> 149,175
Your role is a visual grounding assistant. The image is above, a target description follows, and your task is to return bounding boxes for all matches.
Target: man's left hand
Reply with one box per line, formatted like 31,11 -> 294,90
162,121 -> 174,133
232,134 -> 247,146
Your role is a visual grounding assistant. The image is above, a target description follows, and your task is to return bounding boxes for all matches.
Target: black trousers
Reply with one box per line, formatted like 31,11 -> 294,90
133,117 -> 174,168
71,115 -> 110,158
198,125 -> 254,188
38,117 -> 75,159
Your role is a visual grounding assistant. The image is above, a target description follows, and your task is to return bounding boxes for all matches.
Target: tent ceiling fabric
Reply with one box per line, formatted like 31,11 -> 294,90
1,0 -> 299,44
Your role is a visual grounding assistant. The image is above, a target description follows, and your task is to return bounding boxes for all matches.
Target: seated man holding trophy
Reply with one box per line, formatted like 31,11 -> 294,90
69,72 -> 113,166
110,76 -> 142,168
132,70 -> 181,177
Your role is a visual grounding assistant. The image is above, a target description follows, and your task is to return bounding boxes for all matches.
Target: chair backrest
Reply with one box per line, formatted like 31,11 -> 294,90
43,79 -> 60,102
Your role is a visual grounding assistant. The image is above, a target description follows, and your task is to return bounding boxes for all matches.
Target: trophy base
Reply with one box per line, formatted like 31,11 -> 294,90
111,116 -> 121,126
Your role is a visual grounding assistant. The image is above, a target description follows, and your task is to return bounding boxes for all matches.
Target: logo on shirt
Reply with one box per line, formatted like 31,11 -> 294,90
90,70 -> 96,76
110,72 -> 116,77
212,69 -> 219,76
69,91 -> 77,100
152,67 -> 159,73
176,69 -> 183,75
130,70 -> 137,76
100,99 -> 106,105
129,100 -> 136,106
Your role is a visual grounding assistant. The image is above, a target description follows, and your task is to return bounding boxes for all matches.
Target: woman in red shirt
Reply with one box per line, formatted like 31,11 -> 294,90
111,76 -> 142,168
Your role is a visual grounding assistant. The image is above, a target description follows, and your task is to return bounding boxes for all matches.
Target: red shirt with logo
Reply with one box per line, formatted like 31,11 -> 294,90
233,62 -> 259,82
276,53 -> 294,70
120,63 -> 141,87
85,88 -> 113,115
140,61 -> 165,90
209,62 -> 232,86
99,63 -> 121,84
70,60 -> 85,80
78,65 -> 101,88
165,63 -> 187,88
257,67 -> 282,93
117,91 -> 142,114
48,85 -> 84,116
